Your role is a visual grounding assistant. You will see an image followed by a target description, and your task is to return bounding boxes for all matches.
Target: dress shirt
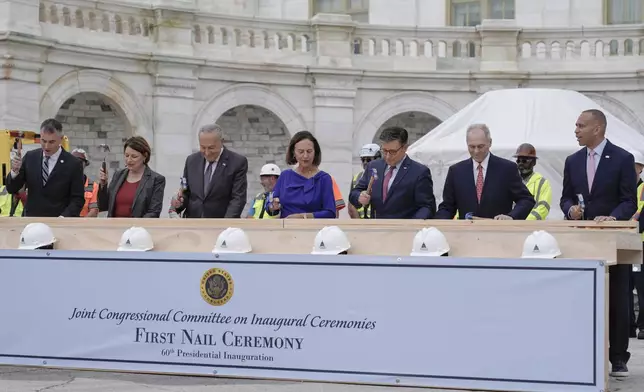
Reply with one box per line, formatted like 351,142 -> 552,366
472,153 -> 490,186
385,155 -> 406,190
587,138 -> 607,171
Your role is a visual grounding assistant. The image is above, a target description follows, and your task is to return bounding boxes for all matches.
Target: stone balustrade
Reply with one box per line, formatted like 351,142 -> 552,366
22,1 -> 644,72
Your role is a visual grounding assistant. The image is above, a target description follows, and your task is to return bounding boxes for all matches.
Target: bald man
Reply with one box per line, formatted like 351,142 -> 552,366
513,143 -> 551,220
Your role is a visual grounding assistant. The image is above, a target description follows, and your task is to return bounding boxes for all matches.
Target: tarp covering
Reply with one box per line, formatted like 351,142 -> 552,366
407,88 -> 644,219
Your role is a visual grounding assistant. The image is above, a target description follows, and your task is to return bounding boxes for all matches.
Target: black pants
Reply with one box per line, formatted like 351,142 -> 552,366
633,270 -> 644,329
609,264 -> 632,363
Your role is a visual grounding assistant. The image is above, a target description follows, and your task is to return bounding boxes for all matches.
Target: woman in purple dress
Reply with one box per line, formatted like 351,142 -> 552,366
267,131 -> 336,219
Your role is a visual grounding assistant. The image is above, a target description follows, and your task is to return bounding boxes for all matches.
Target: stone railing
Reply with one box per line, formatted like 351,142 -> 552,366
29,1 -> 644,72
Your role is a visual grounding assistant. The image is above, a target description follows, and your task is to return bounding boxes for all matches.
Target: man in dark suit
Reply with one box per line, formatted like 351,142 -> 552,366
5,119 -> 84,217
560,109 -> 637,377
435,124 -> 535,220
349,126 -> 436,219
173,123 -> 248,218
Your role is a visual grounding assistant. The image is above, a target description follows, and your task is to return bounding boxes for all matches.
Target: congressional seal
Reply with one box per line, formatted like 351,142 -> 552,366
200,268 -> 234,306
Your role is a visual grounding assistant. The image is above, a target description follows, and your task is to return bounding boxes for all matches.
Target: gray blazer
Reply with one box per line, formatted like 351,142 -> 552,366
177,148 -> 248,218
98,166 -> 166,218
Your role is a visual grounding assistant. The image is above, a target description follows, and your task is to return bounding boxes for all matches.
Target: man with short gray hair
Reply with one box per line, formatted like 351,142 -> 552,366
172,124 -> 248,218
435,123 -> 534,220
5,118 -> 85,217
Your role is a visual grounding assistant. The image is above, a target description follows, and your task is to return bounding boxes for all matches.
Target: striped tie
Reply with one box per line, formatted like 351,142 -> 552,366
42,156 -> 50,187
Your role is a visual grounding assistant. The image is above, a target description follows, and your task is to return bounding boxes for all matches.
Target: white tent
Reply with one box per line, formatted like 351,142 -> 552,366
407,88 -> 644,219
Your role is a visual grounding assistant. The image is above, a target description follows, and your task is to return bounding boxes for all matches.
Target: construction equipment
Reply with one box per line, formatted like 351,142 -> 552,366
0,130 -> 70,186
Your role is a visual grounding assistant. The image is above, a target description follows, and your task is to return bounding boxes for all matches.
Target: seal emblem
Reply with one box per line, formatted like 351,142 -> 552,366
200,268 -> 234,306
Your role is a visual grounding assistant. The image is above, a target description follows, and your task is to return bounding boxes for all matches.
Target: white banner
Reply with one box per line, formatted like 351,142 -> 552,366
0,251 -> 605,392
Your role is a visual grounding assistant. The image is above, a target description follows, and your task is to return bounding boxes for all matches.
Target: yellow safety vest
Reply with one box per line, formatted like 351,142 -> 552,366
0,186 -> 23,217
524,172 -> 552,221
632,182 -> 644,241
249,192 -> 277,219
351,171 -> 374,219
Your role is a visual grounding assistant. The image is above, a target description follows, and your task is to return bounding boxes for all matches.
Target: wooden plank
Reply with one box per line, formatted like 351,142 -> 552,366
0,218 -> 640,264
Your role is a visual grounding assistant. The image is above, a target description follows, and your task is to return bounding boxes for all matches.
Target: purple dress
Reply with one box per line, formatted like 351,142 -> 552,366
270,169 -> 336,218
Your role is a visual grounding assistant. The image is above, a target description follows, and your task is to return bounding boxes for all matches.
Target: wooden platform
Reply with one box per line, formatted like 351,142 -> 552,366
0,218 -> 640,265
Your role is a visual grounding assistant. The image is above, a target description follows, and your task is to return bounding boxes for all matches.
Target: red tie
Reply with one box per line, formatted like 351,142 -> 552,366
382,166 -> 394,202
476,164 -> 484,202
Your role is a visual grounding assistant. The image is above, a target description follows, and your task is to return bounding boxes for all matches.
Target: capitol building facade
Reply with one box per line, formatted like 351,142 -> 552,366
1,0 -> 642,213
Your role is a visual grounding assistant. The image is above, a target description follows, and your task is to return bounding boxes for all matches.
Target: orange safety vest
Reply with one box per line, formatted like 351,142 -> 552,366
80,177 -> 99,217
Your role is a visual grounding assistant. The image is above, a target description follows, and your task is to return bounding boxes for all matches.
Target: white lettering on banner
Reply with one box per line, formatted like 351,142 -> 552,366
0,251 -> 605,392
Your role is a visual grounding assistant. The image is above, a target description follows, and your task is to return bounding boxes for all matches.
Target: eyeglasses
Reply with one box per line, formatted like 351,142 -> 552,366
381,146 -> 404,156
516,157 -> 535,164
361,157 -> 373,164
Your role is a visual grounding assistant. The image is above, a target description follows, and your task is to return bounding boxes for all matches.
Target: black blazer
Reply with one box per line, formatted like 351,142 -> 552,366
177,148 -> 248,218
560,140 -> 637,221
436,153 -> 535,220
5,148 -> 84,217
98,166 -> 166,218
349,156 -> 436,219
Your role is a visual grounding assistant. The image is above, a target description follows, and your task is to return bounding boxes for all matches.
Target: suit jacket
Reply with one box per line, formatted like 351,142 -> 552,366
98,166 -> 166,218
349,156 -> 436,219
5,148 -> 84,217
560,140 -> 637,221
436,154 -> 535,220
178,148 -> 248,218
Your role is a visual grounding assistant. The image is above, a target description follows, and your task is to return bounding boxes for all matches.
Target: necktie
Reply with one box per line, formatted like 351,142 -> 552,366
382,166 -> 394,202
475,164 -> 484,203
204,161 -> 214,195
42,156 -> 50,187
587,150 -> 596,192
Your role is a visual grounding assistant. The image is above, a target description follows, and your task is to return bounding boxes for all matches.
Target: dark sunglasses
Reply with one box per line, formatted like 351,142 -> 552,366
516,157 -> 535,164
361,157 -> 374,164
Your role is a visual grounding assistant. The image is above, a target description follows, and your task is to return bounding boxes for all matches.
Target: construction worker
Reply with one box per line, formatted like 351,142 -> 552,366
629,150 -> 644,339
0,185 -> 23,217
71,148 -> 99,217
514,143 -> 552,220
248,164 -> 281,219
348,143 -> 381,219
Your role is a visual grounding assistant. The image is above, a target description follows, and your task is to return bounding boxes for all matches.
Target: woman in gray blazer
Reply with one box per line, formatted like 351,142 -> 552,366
98,136 -> 166,218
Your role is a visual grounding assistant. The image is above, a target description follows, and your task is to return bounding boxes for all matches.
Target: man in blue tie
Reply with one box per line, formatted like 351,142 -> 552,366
560,109 -> 637,377
349,127 -> 436,219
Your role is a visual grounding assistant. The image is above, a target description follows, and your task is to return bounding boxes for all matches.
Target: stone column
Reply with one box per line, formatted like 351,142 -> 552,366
310,75 -> 358,219
477,19 -> 521,72
0,0 -> 43,131
151,63 -> 197,216
311,13 -> 356,68
152,8 -> 194,57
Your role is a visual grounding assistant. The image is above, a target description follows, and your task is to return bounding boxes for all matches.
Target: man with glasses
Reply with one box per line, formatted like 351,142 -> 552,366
349,127 -> 436,219
348,143 -> 381,219
514,143 -> 552,221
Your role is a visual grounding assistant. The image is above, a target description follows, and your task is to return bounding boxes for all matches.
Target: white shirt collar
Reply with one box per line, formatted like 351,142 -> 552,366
472,153 -> 490,171
588,138 -> 607,156
45,147 -> 62,162
388,155 -> 407,170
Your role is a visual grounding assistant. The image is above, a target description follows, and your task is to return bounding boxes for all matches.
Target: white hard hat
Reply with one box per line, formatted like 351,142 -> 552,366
360,143 -> 380,158
18,223 -> 56,249
117,227 -> 154,251
410,227 -> 450,257
630,150 -> 644,166
521,230 -> 561,259
260,163 -> 281,176
311,226 -> 351,255
213,227 -> 252,253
